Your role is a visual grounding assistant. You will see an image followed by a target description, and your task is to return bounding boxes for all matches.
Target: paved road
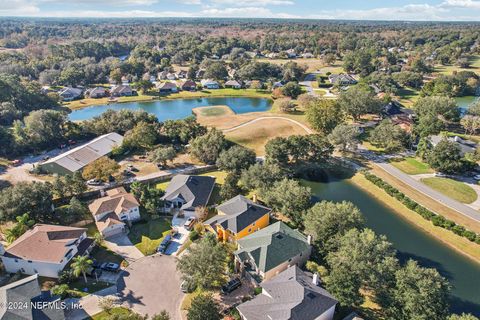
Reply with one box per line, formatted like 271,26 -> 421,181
375,161 -> 480,223
104,234 -> 144,262
222,116 -> 313,134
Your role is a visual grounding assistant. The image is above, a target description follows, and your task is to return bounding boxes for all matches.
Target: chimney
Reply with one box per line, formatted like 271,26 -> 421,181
312,273 -> 319,286
307,235 -> 312,245
252,194 -> 258,203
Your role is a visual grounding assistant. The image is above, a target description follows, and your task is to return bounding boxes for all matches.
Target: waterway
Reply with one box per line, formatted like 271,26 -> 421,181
303,177 -> 480,315
68,97 -> 272,121
456,96 -> 479,113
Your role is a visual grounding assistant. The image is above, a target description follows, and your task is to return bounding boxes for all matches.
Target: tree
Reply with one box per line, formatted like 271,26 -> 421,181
136,80 -> 154,93
281,82 -> 302,99
414,96 -> 459,122
187,294 -> 221,320
265,137 -> 291,166
338,85 -> 382,120
51,173 -> 86,198
216,145 -> 256,173
325,228 -> 398,307
327,124 -> 361,153
123,121 -> 159,150
460,115 -> 480,135
82,157 -> 120,182
296,94 -> 318,109
189,129 -> 228,164
151,311 -> 171,320
71,255 -> 93,284
23,110 -> 67,149
426,138 -> 469,174
384,260 -> 450,320
4,213 -> 35,243
304,201 -> 364,256
282,61 -> 306,82
187,64 -> 199,80
369,120 -> 408,153
448,314 -> 479,320
240,163 -> 284,192
98,296 -> 116,314
162,116 -> 207,145
305,98 -> 343,134
149,146 -> 177,167
204,62 -> 228,80
0,182 -> 53,221
274,98 -> 295,113
262,178 -> 311,225
177,235 -> 228,289
220,173 -> 241,200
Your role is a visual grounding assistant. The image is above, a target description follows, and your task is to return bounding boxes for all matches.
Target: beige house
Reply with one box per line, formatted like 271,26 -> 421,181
89,187 -> 140,238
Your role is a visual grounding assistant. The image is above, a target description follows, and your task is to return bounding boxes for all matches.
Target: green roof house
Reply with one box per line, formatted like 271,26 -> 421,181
235,221 -> 311,282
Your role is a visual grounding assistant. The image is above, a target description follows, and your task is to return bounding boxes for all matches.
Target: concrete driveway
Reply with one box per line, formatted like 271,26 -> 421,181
116,254 -> 184,319
104,234 -> 144,262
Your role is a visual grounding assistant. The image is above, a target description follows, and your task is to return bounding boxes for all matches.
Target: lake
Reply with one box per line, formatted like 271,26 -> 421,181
303,178 -> 480,316
68,97 -> 273,121
456,96 -> 479,113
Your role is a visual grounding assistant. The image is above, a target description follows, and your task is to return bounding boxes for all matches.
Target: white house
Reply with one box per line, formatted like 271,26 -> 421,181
58,87 -> 82,101
88,187 -> 140,238
0,224 -> 94,278
201,79 -> 220,89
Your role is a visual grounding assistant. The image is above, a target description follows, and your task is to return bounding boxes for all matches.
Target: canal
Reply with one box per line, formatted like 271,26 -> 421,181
69,97 -> 272,121
303,177 -> 480,315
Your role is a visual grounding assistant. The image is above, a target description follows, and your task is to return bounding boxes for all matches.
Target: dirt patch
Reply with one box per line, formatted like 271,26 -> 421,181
193,105 -> 235,121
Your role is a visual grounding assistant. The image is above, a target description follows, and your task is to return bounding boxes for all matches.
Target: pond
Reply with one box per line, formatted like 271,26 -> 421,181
303,178 -> 480,316
456,96 -> 479,113
68,97 -> 272,121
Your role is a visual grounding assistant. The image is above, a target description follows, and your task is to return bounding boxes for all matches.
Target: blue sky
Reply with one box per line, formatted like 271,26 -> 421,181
2,0 -> 480,20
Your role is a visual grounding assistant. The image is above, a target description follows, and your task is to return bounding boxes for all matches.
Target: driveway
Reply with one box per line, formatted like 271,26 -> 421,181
104,234 -> 144,262
116,254 -> 184,318
65,285 -> 118,320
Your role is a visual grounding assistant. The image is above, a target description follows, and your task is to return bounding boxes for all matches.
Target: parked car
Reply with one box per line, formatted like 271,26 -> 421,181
123,169 -> 135,177
126,164 -> 139,172
87,179 -> 103,186
221,278 -> 241,294
11,159 -> 22,166
184,217 -> 196,230
101,262 -> 120,272
157,234 -> 172,254
180,279 -> 197,293
434,172 -> 447,178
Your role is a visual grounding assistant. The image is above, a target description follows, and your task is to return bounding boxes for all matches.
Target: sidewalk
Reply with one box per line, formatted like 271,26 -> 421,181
65,285 -> 118,320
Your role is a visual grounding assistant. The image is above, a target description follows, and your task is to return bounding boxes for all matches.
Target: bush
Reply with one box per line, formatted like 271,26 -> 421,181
189,230 -> 199,241
254,287 -> 262,295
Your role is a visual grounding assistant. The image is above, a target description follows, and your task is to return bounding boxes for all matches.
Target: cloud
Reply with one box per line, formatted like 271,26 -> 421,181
199,6 -> 297,17
210,0 -> 294,6
441,0 -> 480,9
0,0 -> 40,15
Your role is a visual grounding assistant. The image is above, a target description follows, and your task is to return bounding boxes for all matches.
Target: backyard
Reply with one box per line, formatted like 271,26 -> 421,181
128,217 -> 172,255
421,177 -> 478,204
389,157 -> 433,175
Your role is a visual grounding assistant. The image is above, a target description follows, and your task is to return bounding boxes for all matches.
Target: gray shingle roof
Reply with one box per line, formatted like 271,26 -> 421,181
237,266 -> 337,320
235,222 -> 310,273
205,195 -> 271,233
161,174 -> 215,210
0,274 -> 65,320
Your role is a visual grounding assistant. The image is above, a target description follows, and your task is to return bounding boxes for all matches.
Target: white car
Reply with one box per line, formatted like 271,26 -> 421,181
473,174 -> 480,181
434,172 -> 447,178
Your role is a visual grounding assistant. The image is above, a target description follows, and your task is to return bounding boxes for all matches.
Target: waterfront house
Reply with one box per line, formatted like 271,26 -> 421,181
87,87 -> 106,98
88,187 -> 140,238
176,70 -> 188,79
224,80 -> 242,89
235,221 -> 311,282
111,84 -> 133,97
236,266 -> 337,320
58,87 -> 82,101
205,195 -> 271,243
157,81 -> 179,93
180,80 -> 197,91
0,224 -> 94,278
201,79 -> 220,89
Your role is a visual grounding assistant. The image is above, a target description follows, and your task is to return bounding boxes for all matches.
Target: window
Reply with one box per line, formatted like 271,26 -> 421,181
14,259 -> 18,263
252,222 -> 256,227
28,260 -> 32,263
248,228 -> 252,233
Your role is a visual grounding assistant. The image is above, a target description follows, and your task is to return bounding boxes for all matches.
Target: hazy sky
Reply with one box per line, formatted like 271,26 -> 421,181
2,0 -> 480,20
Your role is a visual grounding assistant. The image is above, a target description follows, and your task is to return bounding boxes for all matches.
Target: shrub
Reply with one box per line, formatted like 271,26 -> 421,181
189,230 -> 199,241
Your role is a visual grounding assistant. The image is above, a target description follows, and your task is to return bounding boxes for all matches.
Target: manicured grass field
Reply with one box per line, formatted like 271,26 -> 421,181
68,278 -> 112,296
92,307 -> 132,320
128,218 -> 172,255
390,157 -> 433,175
396,87 -> 421,107
66,93 -> 156,110
193,105 -> 234,118
256,58 -> 329,73
434,55 -> 480,75
421,177 -> 478,204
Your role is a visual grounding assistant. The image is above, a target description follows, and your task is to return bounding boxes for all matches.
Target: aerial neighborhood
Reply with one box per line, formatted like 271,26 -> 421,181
1,14 -> 480,320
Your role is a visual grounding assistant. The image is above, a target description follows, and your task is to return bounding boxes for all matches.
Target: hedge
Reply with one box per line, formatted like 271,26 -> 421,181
362,171 -> 480,245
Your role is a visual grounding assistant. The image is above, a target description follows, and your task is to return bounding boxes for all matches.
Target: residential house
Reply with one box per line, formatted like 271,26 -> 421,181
111,84 -> 133,97
195,69 -> 205,79
429,135 -> 477,156
87,87 -> 106,98
40,132 -> 123,175
158,71 -> 169,80
204,195 -> 271,243
224,80 -> 242,89
88,187 -> 140,238
161,174 -> 215,218
180,80 -> 197,91
201,79 -> 220,89
166,73 -> 177,81
302,52 -> 315,59
0,224 -> 94,278
328,74 -> 357,86
0,274 -> 65,320
237,266 -> 337,320
285,48 -> 297,58
58,87 -> 82,101
176,70 -> 188,79
235,221 -> 311,282
382,101 -> 415,132
157,81 -> 179,93
266,52 -> 280,59
273,81 -> 284,88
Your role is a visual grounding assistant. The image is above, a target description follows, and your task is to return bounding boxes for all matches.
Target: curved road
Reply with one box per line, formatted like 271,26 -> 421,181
223,116 -> 313,134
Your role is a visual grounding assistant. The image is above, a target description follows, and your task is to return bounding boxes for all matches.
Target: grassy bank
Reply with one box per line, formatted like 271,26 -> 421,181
421,177 -> 478,204
389,157 -> 433,175
350,173 -> 480,264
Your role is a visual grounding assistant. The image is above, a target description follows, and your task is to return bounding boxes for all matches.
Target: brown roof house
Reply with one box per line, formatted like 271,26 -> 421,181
157,81 -> 179,93
0,224 -> 94,278
89,187 -> 140,238
111,84 -> 133,97
180,80 -> 197,91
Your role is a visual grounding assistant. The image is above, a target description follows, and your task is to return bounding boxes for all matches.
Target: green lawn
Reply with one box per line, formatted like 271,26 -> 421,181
434,55 -> 480,75
128,218 -> 172,255
390,157 -> 433,175
196,106 -> 231,117
92,307 -> 132,320
421,177 -> 478,204
397,87 -> 421,107
90,245 -> 125,265
68,278 -> 112,296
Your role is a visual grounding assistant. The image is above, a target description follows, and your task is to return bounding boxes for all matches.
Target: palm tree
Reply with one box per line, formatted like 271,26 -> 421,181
4,228 -> 18,244
15,213 -> 35,234
71,255 -> 93,284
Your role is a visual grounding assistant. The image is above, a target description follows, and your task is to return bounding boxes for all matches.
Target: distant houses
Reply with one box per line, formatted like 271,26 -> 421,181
39,132 -> 123,175
328,73 -> 357,86
224,80 -> 242,89
234,221 -> 311,282
58,87 -> 82,101
111,84 -> 134,97
201,79 -> 220,89
237,266 -> 337,320
88,187 -> 140,238
429,134 -> 477,156
86,86 -> 107,98
0,224 -> 94,278
157,81 -> 179,93
180,80 -> 197,91
161,174 -> 215,218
